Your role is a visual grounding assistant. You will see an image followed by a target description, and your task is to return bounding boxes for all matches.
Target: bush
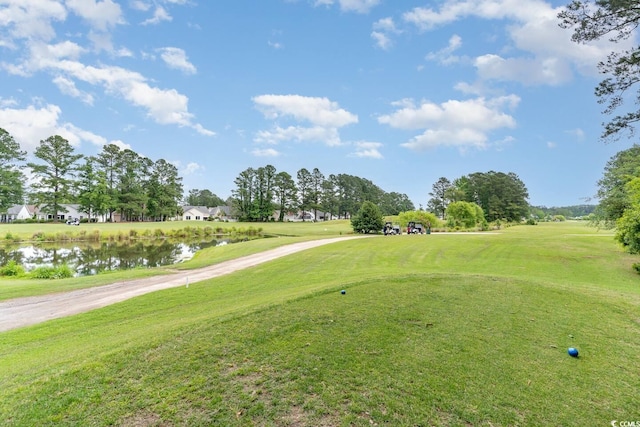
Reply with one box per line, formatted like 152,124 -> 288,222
351,201 -> 384,234
397,211 -> 440,229
30,264 -> 74,279
615,208 -> 640,254
0,261 -> 25,277
633,263 -> 640,274
446,201 -> 485,229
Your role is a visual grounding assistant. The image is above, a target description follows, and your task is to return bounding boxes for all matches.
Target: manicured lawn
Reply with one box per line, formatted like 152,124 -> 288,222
0,221 -> 354,300
0,222 -> 638,426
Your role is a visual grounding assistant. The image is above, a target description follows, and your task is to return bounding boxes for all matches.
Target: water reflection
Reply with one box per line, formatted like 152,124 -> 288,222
0,237 -> 235,276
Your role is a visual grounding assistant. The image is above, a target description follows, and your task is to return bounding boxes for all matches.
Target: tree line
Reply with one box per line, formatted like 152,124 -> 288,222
231,165 -> 415,222
0,128 -> 183,222
426,171 -> 530,223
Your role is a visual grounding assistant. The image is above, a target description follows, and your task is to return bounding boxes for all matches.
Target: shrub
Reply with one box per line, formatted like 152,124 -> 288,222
0,261 -> 25,277
633,263 -> 640,274
30,264 -> 74,279
446,201 -> 484,229
4,232 -> 18,242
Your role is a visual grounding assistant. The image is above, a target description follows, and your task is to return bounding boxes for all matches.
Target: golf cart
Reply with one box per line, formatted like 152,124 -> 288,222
383,221 -> 401,235
407,221 -> 424,234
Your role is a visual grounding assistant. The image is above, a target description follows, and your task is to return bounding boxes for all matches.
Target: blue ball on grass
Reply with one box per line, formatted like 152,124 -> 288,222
340,290 -> 346,295
567,347 -> 579,357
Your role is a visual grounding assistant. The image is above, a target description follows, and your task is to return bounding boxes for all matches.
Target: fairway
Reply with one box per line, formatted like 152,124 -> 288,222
0,222 -> 638,426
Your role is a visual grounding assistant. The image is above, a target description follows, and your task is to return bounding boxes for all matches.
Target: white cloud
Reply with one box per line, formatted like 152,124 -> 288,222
255,125 -> 342,146
251,148 -> 281,157
4,41 -> 212,135
351,141 -> 383,159
402,0 -> 623,85
371,31 -> 392,50
474,54 -> 573,86
182,162 -> 204,175
313,0 -> 380,13
378,96 -> 519,151
373,17 -> 398,33
65,0 -> 123,31
253,94 -> 358,128
108,139 -> 132,150
253,94 -> 357,148
141,6 -> 171,25
371,17 -> 400,50
130,1 -> 151,12
52,75 -> 94,104
426,34 -> 465,65
0,0 -> 67,43
158,47 -> 197,74
0,102 -> 119,151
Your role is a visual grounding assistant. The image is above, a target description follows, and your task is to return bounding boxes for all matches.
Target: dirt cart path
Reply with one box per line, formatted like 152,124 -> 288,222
0,236 -> 364,332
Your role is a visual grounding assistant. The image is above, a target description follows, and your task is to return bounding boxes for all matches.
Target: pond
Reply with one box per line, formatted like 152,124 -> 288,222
0,237 -> 243,277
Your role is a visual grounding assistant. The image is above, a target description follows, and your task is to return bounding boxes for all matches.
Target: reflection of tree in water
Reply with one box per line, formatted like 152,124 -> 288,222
0,237 -> 228,276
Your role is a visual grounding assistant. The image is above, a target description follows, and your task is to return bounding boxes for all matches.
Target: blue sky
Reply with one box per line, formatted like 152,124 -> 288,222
0,0 -> 636,208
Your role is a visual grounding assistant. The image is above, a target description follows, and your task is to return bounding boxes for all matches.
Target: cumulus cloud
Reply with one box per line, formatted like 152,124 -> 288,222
65,0 -> 124,31
141,6 -> 171,25
52,75 -> 94,105
253,94 -> 357,128
371,17 -> 400,50
0,103 -> 124,151
426,34 -> 465,65
251,148 -> 281,157
255,126 -> 342,146
252,94 -> 357,148
402,0 -> 623,85
181,162 -> 205,175
378,96 -> 519,151
350,141 -> 384,159
0,0 -> 209,136
5,42 -> 212,135
314,0 -> 380,13
0,0 -> 67,44
158,47 -> 197,74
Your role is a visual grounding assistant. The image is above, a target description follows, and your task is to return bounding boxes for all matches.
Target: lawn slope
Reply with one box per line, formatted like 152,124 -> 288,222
1,222 -> 638,426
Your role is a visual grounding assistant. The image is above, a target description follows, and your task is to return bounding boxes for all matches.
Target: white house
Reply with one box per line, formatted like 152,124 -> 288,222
34,204 -> 102,222
0,204 -> 32,223
181,205 -> 234,221
181,206 -> 211,221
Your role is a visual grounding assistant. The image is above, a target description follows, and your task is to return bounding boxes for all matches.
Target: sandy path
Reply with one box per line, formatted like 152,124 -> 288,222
0,236 -> 364,332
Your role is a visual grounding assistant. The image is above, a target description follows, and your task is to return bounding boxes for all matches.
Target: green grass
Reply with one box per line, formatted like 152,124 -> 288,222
0,221 -> 354,301
0,221 -> 639,426
0,219 -> 352,242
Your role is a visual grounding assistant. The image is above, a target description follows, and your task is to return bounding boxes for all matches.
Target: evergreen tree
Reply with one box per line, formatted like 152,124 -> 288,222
351,201 -> 384,233
27,135 -> 83,221
0,128 -> 26,212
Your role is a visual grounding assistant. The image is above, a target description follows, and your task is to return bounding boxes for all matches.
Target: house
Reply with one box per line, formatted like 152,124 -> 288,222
181,205 -> 234,221
34,204 -> 102,222
209,206 -> 232,221
181,206 -> 211,221
0,204 -> 32,223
